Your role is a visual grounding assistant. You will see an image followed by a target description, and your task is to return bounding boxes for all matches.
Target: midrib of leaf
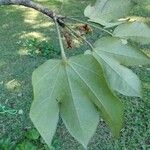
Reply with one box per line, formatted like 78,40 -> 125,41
100,0 -> 110,13
97,50 -> 148,61
69,63 -> 114,122
33,64 -> 61,109
96,52 -> 139,94
117,35 -> 150,38
34,62 -> 60,86
71,61 -> 101,78
64,66 -> 84,136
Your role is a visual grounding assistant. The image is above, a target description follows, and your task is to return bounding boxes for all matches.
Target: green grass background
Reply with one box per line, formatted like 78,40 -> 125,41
0,0 -> 150,149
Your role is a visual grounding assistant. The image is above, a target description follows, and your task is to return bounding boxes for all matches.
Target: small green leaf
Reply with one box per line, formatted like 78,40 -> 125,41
84,0 -> 132,27
25,129 -> 40,140
0,138 -> 15,150
16,141 -> 37,150
94,37 -> 150,66
113,22 -> 150,45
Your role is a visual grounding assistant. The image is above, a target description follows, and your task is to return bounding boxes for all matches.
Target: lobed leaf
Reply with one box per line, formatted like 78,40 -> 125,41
30,55 -> 123,148
85,49 -> 142,97
30,60 -> 61,147
93,52 -> 142,97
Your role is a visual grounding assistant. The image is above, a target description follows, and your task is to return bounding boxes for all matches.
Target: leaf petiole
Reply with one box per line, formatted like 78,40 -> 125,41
54,18 -> 67,61
66,17 -> 113,36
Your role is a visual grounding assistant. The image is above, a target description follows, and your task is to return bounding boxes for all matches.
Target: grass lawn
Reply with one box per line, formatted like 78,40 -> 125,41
0,0 -> 150,149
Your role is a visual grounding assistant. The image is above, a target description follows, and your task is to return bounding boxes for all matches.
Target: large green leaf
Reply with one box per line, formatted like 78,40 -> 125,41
94,37 -> 150,66
85,50 -> 142,97
94,52 -> 141,97
62,55 -> 123,139
30,55 -> 123,148
113,22 -> 150,44
30,60 -> 61,147
84,0 -> 132,28
58,58 -> 99,148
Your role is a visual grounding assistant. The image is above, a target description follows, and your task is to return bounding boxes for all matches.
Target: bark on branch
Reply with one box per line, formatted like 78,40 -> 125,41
0,0 -> 64,21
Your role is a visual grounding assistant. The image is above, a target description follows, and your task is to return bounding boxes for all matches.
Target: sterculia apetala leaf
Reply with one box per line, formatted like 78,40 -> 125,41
30,55 -> 123,148
94,37 -> 150,66
92,52 -> 142,97
113,22 -> 150,45
84,0 -> 132,28
84,35 -> 149,97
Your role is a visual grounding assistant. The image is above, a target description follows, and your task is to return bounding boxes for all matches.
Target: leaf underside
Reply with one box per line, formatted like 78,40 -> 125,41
30,55 -> 123,148
83,35 -> 150,97
84,0 -> 132,27
113,22 -> 150,45
92,51 -> 142,97
94,37 -> 150,66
